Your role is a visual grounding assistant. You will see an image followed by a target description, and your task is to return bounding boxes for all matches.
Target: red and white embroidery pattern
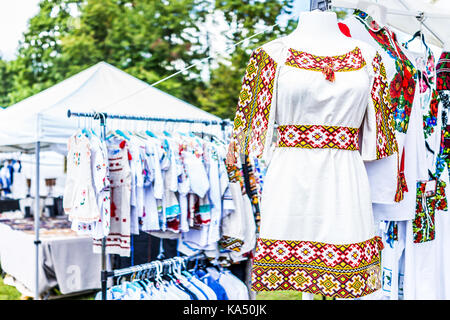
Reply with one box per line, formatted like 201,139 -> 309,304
252,237 -> 384,298
285,47 -> 366,82
232,48 -> 277,159
277,125 -> 359,150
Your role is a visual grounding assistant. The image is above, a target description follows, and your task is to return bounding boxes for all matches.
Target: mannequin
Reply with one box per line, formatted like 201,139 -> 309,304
356,0 -> 387,26
282,10 -> 360,57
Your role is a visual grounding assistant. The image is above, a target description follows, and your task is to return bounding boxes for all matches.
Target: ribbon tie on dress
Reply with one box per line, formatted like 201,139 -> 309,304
322,58 -> 335,82
394,148 -> 408,202
375,236 -> 385,251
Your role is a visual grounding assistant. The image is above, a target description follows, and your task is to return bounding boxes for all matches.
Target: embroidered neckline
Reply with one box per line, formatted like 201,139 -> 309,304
288,46 -> 362,61
285,46 -> 366,81
354,9 -> 383,32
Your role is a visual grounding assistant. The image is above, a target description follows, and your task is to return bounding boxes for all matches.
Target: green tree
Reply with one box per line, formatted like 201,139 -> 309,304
0,58 -> 14,107
196,0 -> 295,119
8,0 -> 78,105
6,0 -> 210,108
3,0 -> 297,121
59,0 -> 210,105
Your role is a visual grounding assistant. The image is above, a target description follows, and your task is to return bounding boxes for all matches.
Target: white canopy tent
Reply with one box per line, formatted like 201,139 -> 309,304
0,61 -> 222,299
0,61 -> 221,153
331,0 -> 450,48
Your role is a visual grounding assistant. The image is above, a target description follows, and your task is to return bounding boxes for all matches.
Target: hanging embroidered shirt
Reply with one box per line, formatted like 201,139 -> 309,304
437,51 -> 450,91
342,10 -> 418,204
93,137 -> 132,257
436,51 -> 450,178
403,46 -> 449,244
128,138 -> 144,235
89,134 -> 111,239
63,131 -> 100,227
227,37 -> 397,298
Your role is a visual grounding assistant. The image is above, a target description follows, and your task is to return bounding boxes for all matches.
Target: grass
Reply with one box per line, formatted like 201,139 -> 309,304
0,273 -> 331,300
256,291 -> 303,300
256,291 -> 333,300
0,275 -> 22,300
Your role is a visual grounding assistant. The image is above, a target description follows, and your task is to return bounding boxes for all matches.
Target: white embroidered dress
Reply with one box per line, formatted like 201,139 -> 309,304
64,131 -> 100,226
228,38 -> 398,298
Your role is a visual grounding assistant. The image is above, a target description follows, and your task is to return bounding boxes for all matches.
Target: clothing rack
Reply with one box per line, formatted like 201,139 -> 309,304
66,108 -> 230,300
108,251 -> 207,280
66,110 -> 231,129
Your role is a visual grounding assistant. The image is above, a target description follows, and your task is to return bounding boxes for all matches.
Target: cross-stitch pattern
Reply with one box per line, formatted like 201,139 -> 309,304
232,48 -> 277,159
277,125 -> 359,150
252,237 -> 384,298
371,52 -> 399,160
437,51 -> 450,91
285,46 -> 366,82
413,180 -> 448,243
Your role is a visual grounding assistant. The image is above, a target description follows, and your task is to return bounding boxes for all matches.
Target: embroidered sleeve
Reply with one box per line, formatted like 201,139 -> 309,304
361,52 -> 398,161
226,48 -> 277,166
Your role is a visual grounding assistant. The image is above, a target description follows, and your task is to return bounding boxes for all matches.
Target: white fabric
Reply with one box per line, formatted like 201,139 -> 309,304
343,15 -> 404,205
0,222 -> 106,298
89,134 -> 111,239
259,38 -> 383,244
220,270 -> 250,300
378,220 -> 406,300
372,80 -> 428,221
92,138 -> 131,256
189,275 -> 218,300
331,0 -> 450,48
63,131 -> 100,224
435,166 -> 450,299
128,140 -> 143,235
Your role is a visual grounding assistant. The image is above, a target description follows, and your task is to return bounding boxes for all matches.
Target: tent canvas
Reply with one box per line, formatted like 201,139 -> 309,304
0,61 -> 221,153
332,0 -> 450,48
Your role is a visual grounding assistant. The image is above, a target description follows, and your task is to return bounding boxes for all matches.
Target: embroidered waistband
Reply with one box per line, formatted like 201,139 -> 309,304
277,125 -> 359,150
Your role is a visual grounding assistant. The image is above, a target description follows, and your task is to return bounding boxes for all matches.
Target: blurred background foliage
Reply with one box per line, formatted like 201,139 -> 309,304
0,0 -> 302,119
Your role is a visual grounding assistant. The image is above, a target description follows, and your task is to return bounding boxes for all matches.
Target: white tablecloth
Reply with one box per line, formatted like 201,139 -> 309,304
0,222 -> 107,298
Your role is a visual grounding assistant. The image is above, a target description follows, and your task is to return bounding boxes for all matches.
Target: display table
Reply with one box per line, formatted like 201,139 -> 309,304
0,199 -> 20,213
0,216 -> 108,298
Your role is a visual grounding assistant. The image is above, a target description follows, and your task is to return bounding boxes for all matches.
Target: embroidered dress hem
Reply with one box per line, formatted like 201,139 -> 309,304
251,236 -> 383,298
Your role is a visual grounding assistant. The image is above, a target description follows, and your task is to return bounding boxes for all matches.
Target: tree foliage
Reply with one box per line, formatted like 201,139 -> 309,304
1,0 -> 297,120
197,0 -> 295,119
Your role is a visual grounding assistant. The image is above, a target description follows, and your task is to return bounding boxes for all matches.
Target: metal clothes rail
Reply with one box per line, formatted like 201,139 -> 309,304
66,109 -> 229,300
108,252 -> 207,279
67,110 -> 231,128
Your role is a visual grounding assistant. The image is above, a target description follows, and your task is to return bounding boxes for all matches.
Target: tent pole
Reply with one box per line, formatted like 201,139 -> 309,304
34,141 -> 41,300
99,113 -> 108,301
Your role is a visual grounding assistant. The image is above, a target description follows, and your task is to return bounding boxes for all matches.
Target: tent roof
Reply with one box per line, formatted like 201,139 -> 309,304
0,61 -> 221,152
332,0 -> 450,48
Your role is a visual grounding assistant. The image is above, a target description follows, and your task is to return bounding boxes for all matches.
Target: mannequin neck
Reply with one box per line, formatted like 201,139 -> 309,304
292,11 -> 343,40
284,11 -> 353,55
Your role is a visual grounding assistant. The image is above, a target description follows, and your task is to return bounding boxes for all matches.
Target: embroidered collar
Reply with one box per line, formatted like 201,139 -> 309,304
354,9 -> 383,32
285,47 -> 366,82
